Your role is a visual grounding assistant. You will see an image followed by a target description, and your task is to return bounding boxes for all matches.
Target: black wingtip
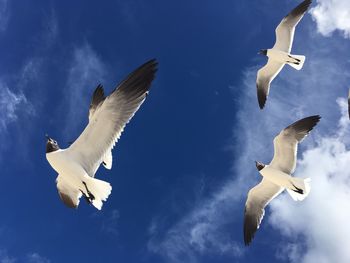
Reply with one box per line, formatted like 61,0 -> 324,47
243,207 -> 257,246
114,58 -> 158,97
288,115 -> 321,134
139,58 -> 159,73
290,0 -> 313,18
305,115 -> 321,128
257,84 -> 267,110
348,97 -> 350,120
258,102 -> 265,110
90,84 -> 105,108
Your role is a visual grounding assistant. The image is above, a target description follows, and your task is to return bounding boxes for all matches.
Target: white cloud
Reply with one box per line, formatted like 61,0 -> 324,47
311,0 -> 350,38
64,43 -> 107,135
0,85 -> 29,131
148,18 -> 350,262
0,0 -> 9,32
268,98 -> 350,263
0,250 -> 15,263
100,209 -> 120,236
27,253 -> 50,263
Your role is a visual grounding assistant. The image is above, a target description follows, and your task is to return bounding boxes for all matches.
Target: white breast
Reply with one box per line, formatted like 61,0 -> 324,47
46,149 -> 86,180
259,166 -> 293,189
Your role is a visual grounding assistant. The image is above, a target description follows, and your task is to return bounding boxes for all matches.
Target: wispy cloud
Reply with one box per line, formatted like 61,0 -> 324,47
0,249 -> 16,263
39,7 -> 59,49
0,84 -> 30,131
26,253 -> 50,263
0,0 -> 9,32
269,98 -> 350,263
148,16 -> 350,262
101,209 -> 120,236
64,43 -> 107,136
310,0 -> 350,38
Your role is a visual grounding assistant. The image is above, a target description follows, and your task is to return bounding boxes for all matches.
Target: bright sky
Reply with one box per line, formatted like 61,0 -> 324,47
0,0 -> 350,262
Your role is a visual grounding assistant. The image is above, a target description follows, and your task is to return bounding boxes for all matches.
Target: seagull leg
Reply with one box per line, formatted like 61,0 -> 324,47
291,182 -> 304,194
82,181 -> 95,202
286,61 -> 300,65
79,189 -> 92,204
287,55 -> 301,63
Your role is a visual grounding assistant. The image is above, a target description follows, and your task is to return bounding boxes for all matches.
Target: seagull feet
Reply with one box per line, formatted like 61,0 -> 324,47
291,182 -> 304,194
80,181 -> 95,205
287,55 -> 301,63
286,61 -> 300,65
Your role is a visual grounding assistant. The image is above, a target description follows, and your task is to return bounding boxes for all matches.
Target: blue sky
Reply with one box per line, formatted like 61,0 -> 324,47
1,0 -> 350,262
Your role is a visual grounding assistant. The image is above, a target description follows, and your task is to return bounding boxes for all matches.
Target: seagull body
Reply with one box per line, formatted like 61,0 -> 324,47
256,0 -> 312,109
244,115 -> 320,245
47,148 -> 110,210
263,49 -> 304,69
46,59 -> 158,210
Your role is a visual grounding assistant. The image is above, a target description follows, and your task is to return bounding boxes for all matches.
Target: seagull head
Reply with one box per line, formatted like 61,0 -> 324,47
46,134 -> 60,153
255,161 -> 265,171
258,49 -> 267,56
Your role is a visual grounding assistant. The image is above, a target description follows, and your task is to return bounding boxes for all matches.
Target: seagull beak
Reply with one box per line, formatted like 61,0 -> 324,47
45,134 -> 51,141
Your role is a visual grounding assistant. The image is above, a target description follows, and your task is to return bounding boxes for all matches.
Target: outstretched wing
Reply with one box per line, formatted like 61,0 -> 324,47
244,178 -> 283,246
273,0 -> 312,52
68,59 -> 158,177
256,60 -> 284,109
270,115 -> 320,174
88,85 -> 114,169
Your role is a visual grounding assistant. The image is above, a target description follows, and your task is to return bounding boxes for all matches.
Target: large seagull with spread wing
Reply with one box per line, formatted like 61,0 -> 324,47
256,0 -> 312,109
244,115 -> 321,245
46,59 -> 158,210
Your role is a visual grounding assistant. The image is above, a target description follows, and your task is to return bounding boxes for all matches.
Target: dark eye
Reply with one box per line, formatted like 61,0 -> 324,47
54,141 -> 57,144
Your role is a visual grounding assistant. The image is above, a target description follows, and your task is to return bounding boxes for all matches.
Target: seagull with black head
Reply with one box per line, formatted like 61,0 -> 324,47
244,115 -> 320,245
46,59 -> 158,210
256,0 -> 312,109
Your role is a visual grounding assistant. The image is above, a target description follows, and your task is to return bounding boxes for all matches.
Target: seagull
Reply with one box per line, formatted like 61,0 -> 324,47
243,115 -> 320,246
46,59 -> 158,210
256,0 -> 312,109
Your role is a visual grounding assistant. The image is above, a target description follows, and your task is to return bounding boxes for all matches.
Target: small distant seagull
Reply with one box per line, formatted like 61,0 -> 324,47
256,0 -> 312,109
244,115 -> 320,246
46,59 -> 158,210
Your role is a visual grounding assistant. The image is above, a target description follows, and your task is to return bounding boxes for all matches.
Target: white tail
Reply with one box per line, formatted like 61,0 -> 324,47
287,177 -> 311,201
287,55 -> 305,70
85,177 -> 112,210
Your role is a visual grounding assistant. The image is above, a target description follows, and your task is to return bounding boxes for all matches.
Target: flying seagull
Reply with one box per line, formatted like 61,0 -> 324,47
46,59 -> 158,210
256,0 -> 312,109
244,115 -> 320,246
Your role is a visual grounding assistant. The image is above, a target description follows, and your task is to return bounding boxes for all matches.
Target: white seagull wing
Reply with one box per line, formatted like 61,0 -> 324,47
88,84 -> 114,169
244,178 -> 283,246
256,59 -> 284,109
270,115 -> 320,174
67,59 -> 158,177
273,0 -> 312,52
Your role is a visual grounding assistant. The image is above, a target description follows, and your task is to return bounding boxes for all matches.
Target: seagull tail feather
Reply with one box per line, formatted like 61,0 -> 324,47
287,177 -> 311,201
85,177 -> 112,210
